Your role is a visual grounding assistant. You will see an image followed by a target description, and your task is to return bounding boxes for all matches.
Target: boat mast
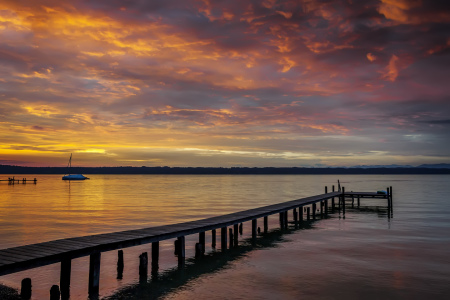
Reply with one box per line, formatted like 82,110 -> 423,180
67,153 -> 72,175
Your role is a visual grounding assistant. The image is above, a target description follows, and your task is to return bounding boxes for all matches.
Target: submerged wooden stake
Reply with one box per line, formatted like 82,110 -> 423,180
88,252 -> 101,298
20,278 -> 32,300
50,285 -> 60,300
211,229 -> 216,248
264,216 -> 268,233
117,250 -> 124,280
139,252 -> 148,281
60,258 -> 71,299
221,227 -> 227,251
252,219 -> 257,239
229,228 -> 234,248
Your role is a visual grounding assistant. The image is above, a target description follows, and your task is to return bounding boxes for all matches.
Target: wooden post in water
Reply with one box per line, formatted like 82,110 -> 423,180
21,278 -> 32,299
50,285 -> 60,300
252,219 -> 257,239
139,252 -> 148,282
234,224 -> 239,245
342,187 -> 346,215
211,229 -> 216,248
299,206 -> 303,223
312,203 -> 316,219
293,208 -> 298,223
229,228 -> 234,248
151,242 -> 159,274
239,223 -> 243,235
60,258 -> 71,299
264,216 -> 268,233
177,236 -> 185,267
307,207 -> 311,221
221,227 -> 227,251
199,232 -> 206,254
320,201 -> 324,217
88,252 -> 101,298
284,211 -> 289,229
279,212 -> 284,229
357,195 -> 360,208
324,199 -> 328,216
117,250 -> 124,280
332,185 -> 335,211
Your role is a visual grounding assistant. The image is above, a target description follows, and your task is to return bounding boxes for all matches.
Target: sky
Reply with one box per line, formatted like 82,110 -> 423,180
0,0 -> 449,167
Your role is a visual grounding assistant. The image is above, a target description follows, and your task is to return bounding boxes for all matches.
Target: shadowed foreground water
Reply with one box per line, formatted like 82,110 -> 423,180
0,174 -> 449,299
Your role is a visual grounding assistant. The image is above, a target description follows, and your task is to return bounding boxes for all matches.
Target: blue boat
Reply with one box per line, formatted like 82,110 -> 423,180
62,154 -> 89,180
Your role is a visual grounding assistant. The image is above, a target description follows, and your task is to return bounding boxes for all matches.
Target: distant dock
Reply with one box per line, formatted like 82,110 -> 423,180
0,177 -> 37,184
0,185 -> 392,299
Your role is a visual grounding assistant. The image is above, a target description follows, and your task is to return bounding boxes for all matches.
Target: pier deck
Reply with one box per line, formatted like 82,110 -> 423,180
0,188 -> 392,298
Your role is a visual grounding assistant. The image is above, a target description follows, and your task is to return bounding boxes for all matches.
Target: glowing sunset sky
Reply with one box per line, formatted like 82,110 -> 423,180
0,0 -> 449,167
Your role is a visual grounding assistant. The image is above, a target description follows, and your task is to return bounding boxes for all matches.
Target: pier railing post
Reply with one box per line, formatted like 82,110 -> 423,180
60,258 -> 71,299
88,252 -> 101,298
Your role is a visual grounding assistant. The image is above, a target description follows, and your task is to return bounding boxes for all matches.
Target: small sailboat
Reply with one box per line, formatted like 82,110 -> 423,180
62,153 -> 89,180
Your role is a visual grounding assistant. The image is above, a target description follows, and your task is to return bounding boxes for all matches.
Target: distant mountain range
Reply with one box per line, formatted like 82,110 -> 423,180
1,164 -> 450,175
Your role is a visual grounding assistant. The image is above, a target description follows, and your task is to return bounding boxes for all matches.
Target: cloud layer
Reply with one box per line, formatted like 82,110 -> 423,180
0,0 -> 449,167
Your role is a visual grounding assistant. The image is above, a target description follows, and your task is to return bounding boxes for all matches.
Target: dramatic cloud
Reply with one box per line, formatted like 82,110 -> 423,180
0,0 -> 449,167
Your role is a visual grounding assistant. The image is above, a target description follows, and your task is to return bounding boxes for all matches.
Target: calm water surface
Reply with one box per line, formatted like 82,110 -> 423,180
0,174 -> 449,299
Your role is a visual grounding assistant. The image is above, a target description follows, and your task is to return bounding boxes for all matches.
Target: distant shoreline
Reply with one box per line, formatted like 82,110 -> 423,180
1,165 -> 450,175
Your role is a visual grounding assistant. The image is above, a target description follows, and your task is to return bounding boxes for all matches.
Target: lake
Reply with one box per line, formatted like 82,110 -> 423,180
0,174 -> 449,299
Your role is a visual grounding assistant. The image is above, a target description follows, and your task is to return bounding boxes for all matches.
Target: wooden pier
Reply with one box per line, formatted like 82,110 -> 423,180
0,185 -> 392,299
0,177 -> 37,184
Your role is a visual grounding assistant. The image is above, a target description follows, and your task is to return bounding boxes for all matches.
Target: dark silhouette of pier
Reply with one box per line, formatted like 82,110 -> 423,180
0,186 -> 392,299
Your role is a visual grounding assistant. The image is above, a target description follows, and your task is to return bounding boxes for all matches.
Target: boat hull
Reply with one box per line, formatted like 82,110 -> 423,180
62,174 -> 89,180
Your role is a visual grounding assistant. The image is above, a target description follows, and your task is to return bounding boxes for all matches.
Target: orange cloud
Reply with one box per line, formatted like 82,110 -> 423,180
367,53 -> 377,62
383,55 -> 399,82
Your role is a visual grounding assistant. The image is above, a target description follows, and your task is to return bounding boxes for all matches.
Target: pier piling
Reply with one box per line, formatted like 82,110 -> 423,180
139,252 -> 148,282
252,219 -> 257,239
50,285 -> 60,300
21,278 -> 32,299
221,227 -> 227,251
88,253 -> 101,298
211,229 -> 216,248
117,250 -> 124,279
60,258 -> 71,299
